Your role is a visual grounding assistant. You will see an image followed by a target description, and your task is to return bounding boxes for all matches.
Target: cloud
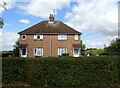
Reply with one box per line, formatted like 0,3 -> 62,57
0,0 -> 16,13
19,19 -> 30,24
83,35 -> 118,49
1,0 -> 119,49
65,0 -> 118,33
0,31 -> 18,51
65,0 -> 119,48
17,0 -> 71,18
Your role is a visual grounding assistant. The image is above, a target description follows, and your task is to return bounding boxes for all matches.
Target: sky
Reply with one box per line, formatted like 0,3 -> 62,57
0,0 -> 119,51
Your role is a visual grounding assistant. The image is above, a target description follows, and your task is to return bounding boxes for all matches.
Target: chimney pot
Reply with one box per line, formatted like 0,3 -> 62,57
49,14 -> 54,23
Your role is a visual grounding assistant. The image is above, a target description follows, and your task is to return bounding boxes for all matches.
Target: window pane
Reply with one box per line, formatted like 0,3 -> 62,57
22,48 -> 26,55
35,34 -> 43,40
58,48 -> 60,55
23,36 -> 25,39
58,34 -> 67,40
40,35 -> 43,39
58,48 -> 67,56
74,48 -> 78,54
74,35 -> 78,40
37,35 -> 40,39
34,48 -> 36,55
34,35 -> 37,39
34,48 -> 43,56
22,35 -> 26,40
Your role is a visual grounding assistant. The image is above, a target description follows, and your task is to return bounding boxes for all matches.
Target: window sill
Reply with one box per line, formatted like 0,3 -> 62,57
21,39 -> 26,41
34,55 -> 43,56
58,39 -> 67,41
34,39 -> 43,41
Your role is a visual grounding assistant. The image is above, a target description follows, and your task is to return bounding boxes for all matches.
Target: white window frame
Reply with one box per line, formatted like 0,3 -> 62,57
58,48 -> 67,56
34,34 -> 43,40
20,48 -> 27,57
74,35 -> 78,40
34,48 -> 43,56
21,35 -> 26,40
58,34 -> 67,40
73,48 -> 80,57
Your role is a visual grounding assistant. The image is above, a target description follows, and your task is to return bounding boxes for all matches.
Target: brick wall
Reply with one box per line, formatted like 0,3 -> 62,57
19,34 -> 80,57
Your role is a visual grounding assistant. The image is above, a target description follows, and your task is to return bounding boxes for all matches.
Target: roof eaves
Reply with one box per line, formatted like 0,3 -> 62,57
18,33 -> 81,35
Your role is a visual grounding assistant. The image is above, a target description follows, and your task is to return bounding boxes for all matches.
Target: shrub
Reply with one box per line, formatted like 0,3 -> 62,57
62,53 -> 69,56
2,56 -> 119,87
2,51 -> 13,57
2,57 -> 26,83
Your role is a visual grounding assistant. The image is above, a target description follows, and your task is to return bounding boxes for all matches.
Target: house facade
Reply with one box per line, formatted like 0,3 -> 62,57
18,14 -> 82,57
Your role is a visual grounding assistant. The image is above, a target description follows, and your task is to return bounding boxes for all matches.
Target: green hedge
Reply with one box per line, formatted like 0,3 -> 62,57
2,57 -> 26,83
2,56 -> 119,87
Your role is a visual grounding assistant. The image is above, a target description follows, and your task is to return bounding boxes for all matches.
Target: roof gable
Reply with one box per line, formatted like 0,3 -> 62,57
18,21 -> 82,35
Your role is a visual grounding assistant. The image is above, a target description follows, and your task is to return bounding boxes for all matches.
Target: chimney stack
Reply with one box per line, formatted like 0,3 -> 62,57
49,14 -> 54,23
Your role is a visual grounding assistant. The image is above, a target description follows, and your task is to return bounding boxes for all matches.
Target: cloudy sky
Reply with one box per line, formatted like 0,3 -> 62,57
0,0 -> 119,51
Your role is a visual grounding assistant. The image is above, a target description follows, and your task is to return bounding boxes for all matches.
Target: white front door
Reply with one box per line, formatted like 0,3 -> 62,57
20,48 -> 27,57
73,48 -> 80,57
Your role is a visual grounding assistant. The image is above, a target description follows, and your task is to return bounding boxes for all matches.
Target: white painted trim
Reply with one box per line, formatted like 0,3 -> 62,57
21,35 -> 26,40
34,48 -> 43,56
73,48 -> 80,57
20,48 -> 27,57
34,34 -> 43,40
58,34 -> 67,40
74,35 -> 78,40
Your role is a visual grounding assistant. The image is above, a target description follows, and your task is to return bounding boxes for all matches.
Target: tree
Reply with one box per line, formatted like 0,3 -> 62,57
0,2 -> 7,29
0,18 -> 4,29
86,48 -> 104,56
13,40 -> 19,57
105,38 -> 120,54
80,40 -> 86,55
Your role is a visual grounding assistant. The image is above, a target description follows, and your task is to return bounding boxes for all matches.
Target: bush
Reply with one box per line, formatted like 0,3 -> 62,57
2,57 -> 26,83
2,56 -> 119,87
62,53 -> 69,56
2,51 -> 13,57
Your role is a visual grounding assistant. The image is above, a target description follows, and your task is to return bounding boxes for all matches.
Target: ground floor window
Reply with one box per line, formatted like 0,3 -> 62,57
58,48 -> 67,56
73,48 -> 80,57
20,48 -> 27,57
74,48 -> 79,55
34,48 -> 43,56
22,48 -> 26,55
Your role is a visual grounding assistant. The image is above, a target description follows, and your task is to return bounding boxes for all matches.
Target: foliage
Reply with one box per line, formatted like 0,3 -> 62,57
62,53 -> 69,56
13,40 -> 19,57
105,38 -> 120,55
80,40 -> 86,55
86,49 -> 105,56
0,18 -> 4,29
2,51 -> 13,57
0,2 -> 7,29
2,57 -> 26,83
2,56 -> 119,87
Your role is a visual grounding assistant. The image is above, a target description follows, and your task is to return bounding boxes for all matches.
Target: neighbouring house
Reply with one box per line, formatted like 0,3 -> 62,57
18,14 -> 82,57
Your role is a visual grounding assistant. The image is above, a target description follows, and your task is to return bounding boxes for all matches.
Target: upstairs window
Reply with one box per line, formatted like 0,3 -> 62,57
34,34 -> 43,40
21,35 -> 26,40
58,34 -> 67,40
74,35 -> 78,40
34,48 -> 43,56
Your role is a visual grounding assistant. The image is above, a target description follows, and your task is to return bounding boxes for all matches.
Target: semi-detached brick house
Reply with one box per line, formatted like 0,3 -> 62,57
18,14 -> 82,58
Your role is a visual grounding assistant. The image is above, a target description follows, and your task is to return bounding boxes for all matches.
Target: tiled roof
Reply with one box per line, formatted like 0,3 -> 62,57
18,21 -> 82,35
